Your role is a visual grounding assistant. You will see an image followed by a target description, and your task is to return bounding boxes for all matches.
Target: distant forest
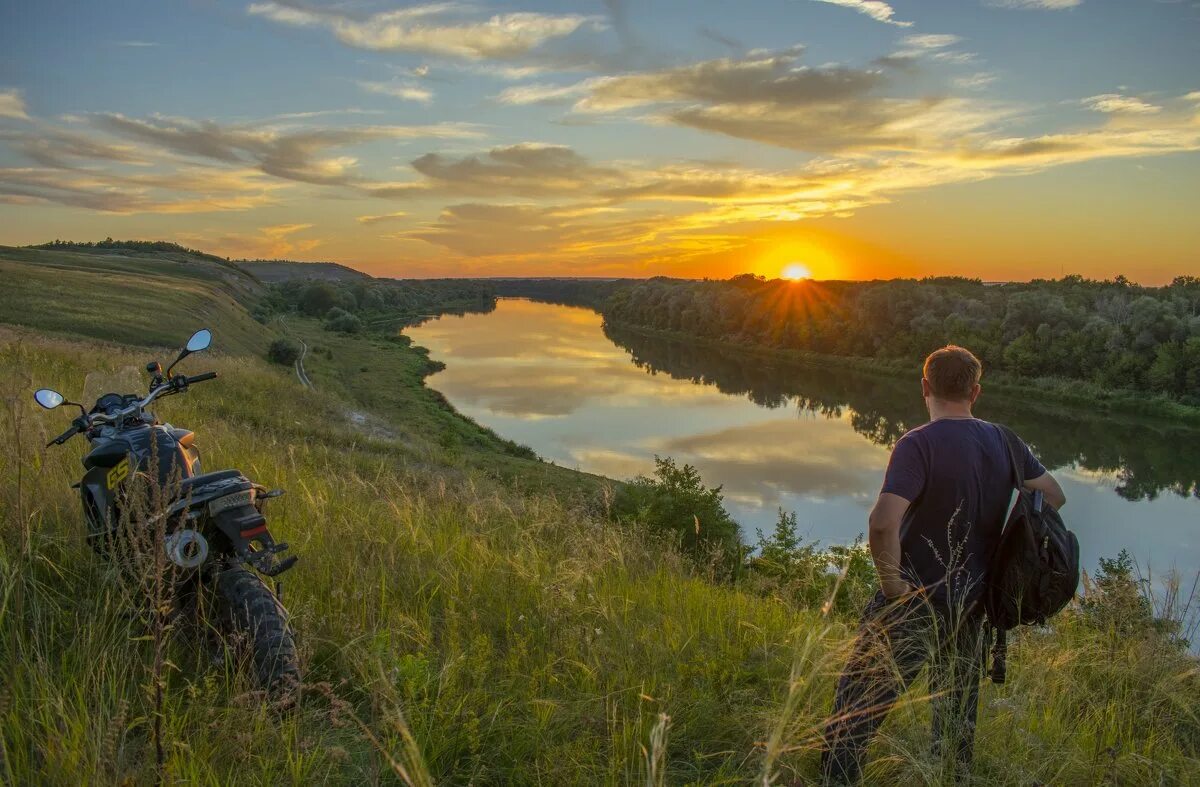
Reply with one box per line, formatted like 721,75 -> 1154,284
602,275 -> 1200,406
31,238 -> 231,263
259,278 -> 496,333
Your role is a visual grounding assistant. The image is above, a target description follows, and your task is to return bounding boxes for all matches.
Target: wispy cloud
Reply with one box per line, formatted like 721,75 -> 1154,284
0,89 -> 29,120
0,105 -> 480,214
986,0 -> 1083,9
358,81 -> 434,103
182,224 -> 322,258
111,40 -> 160,47
91,113 -> 480,185
493,81 -> 595,106
810,0 -> 912,27
247,1 -> 602,61
1082,93 -> 1162,115
357,211 -> 408,225
900,34 -> 963,50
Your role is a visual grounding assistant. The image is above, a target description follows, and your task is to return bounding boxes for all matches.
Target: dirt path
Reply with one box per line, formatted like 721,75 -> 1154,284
294,338 -> 313,390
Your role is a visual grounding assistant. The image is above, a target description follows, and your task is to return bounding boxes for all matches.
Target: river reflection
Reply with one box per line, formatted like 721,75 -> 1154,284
408,299 -> 1200,574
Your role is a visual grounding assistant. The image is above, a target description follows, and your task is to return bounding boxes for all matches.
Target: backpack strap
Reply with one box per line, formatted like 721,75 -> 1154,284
994,423 -> 1026,490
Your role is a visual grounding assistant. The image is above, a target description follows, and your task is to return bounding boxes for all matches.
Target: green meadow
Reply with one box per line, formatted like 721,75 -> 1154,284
1,247 -> 1197,784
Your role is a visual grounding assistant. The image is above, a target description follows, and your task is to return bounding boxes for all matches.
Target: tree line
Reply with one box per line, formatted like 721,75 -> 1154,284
257,278 -> 496,334
601,275 -> 1200,406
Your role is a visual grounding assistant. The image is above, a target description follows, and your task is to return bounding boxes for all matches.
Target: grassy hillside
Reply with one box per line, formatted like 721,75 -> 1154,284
0,245 -> 270,356
1,245 -> 1198,784
238,260 -> 372,283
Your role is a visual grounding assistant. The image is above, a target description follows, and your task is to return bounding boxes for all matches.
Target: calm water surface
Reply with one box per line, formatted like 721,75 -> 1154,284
408,299 -> 1200,576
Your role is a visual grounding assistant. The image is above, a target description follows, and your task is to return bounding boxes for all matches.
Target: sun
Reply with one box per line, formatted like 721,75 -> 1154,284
781,262 -> 812,281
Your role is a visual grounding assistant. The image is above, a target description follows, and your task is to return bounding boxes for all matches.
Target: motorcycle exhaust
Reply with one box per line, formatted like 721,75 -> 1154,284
165,529 -> 209,569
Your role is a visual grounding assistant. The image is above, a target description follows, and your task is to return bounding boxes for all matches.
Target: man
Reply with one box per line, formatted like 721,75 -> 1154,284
822,345 -> 1065,783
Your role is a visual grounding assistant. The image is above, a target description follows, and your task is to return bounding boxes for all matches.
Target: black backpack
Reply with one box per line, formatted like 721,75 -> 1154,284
984,424 -> 1080,683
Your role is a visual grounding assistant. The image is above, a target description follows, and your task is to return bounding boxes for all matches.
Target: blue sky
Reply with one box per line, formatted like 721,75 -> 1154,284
1,0 -> 1198,280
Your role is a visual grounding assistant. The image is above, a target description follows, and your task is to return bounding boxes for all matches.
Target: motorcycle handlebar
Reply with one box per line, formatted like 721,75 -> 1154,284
186,371 -> 218,385
47,423 -> 81,447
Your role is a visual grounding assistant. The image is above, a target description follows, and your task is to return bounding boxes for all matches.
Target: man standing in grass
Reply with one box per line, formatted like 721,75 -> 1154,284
821,345 -> 1066,783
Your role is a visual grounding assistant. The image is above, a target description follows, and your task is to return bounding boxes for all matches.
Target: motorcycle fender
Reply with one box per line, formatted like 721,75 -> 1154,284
81,466 -> 115,539
211,505 -> 295,576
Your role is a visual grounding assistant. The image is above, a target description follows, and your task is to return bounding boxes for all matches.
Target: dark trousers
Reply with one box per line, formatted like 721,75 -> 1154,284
821,591 -> 985,784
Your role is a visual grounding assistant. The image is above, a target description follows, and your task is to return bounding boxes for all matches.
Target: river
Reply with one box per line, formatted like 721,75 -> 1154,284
407,298 -> 1200,578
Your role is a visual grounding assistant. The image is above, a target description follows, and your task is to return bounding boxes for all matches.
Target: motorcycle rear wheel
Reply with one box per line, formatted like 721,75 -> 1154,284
215,565 -> 300,699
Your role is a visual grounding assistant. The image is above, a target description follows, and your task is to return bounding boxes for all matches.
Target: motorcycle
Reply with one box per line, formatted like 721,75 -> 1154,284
34,329 -> 300,695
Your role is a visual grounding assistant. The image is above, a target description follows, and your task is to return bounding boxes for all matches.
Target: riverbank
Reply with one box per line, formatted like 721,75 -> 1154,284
601,318 -> 1200,427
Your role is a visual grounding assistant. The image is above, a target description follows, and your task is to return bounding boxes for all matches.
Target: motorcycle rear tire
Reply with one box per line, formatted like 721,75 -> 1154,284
216,565 -> 300,699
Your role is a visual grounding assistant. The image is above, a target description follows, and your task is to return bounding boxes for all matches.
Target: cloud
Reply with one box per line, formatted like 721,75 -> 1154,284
1082,93 -> 1162,115
563,50 -> 997,154
986,0 -> 1082,9
357,211 -> 408,225
91,113 -> 480,185
699,27 -> 744,53
182,224 -> 323,258
247,1 -> 601,61
955,72 -> 998,90
358,81 -> 434,103
0,104 -> 479,215
900,34 -> 963,50
0,89 -> 29,120
0,166 -> 281,214
575,50 -> 879,112
493,81 -> 595,106
0,126 -> 146,169
112,40 -> 160,47
401,143 -> 620,197
810,0 -> 912,27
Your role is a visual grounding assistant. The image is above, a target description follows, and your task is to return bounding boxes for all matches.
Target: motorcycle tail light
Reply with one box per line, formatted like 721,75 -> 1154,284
208,488 -> 254,516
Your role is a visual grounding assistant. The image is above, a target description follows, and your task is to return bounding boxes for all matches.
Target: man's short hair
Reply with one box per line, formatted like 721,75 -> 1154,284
923,345 -> 982,401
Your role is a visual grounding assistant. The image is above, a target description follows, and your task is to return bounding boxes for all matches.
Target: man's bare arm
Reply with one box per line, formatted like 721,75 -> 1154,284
868,492 -> 912,599
1024,471 -> 1066,510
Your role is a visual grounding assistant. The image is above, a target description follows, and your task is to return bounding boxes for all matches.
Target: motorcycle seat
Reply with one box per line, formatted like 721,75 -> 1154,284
180,469 -> 244,491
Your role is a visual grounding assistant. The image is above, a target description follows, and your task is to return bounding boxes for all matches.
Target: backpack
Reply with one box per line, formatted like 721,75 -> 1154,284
983,424 -> 1080,683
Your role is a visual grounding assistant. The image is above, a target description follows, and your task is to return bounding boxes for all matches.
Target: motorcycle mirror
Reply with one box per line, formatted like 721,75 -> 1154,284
167,328 -> 212,375
185,329 -> 212,353
34,388 -> 65,410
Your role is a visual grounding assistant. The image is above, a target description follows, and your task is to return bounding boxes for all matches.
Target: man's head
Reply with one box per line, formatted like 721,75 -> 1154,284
921,345 -> 982,407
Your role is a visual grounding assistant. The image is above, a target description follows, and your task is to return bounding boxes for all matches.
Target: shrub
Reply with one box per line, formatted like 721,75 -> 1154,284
613,456 -> 741,568
324,307 -> 364,334
266,337 -> 301,366
297,282 -> 342,316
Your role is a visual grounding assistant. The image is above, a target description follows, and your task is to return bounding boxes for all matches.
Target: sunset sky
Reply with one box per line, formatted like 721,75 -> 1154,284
2,0 -> 1198,282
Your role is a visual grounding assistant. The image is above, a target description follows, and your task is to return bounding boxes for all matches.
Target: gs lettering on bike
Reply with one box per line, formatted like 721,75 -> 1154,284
106,457 -> 130,489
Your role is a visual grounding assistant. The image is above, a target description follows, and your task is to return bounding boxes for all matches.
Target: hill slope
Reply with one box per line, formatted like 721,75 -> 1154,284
238,260 -> 371,283
0,245 -> 272,355
1,243 -> 1197,784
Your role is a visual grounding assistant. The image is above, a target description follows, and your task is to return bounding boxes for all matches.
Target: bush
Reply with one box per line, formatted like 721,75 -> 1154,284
324,307 -> 364,334
267,337 -> 301,366
298,282 -> 340,316
749,510 -> 877,615
613,456 -> 741,569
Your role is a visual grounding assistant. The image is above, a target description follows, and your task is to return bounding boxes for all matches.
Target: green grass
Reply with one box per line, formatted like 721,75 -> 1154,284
0,246 -> 272,356
0,247 -> 1198,784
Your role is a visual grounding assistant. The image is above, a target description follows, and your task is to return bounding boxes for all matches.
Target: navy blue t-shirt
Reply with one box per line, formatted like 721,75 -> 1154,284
881,418 -> 1046,605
